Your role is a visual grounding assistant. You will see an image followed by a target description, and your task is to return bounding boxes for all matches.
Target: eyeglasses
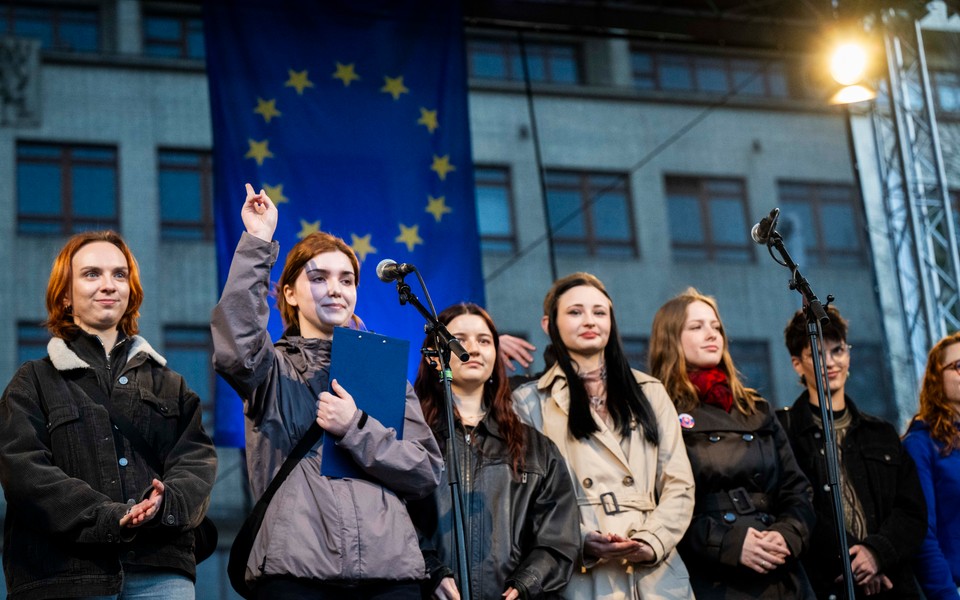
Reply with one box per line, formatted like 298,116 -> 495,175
823,343 -> 852,360
804,343 -> 852,361
943,360 -> 960,375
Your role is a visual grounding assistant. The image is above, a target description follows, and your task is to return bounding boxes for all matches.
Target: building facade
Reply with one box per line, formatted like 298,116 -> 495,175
1,1 -> 958,597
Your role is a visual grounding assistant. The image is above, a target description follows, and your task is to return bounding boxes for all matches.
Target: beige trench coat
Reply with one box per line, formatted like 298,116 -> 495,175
513,364 -> 696,600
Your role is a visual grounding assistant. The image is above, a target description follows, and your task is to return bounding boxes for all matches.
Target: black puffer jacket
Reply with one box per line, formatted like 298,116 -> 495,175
409,412 -> 580,600
777,393 -> 926,599
678,400 -> 816,599
0,332 -> 217,600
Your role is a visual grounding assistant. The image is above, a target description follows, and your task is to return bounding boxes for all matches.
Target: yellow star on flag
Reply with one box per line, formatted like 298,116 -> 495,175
430,154 -> 456,181
395,223 -> 423,252
425,195 -> 451,222
381,75 -> 409,100
297,219 -> 321,239
350,233 -> 377,262
285,69 -> 314,95
332,62 -> 360,87
417,107 -> 439,133
253,98 -> 281,123
262,183 -> 289,205
245,139 -> 273,166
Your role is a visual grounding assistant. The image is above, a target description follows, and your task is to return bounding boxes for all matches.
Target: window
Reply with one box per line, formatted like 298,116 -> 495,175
468,37 -> 580,84
474,166 -> 517,253
931,70 -> 960,116
159,149 -> 214,240
844,342 -> 897,424
164,326 -> 215,435
545,170 -> 637,257
142,10 -> 204,59
665,176 -> 753,262
622,336 -> 649,371
631,48 -> 791,98
0,3 -> 99,52
17,321 -> 48,365
729,340 -> 773,402
778,181 -> 866,266
17,142 -> 118,235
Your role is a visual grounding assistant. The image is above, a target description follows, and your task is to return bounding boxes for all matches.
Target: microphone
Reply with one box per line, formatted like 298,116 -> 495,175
750,208 -> 780,245
376,259 -> 416,283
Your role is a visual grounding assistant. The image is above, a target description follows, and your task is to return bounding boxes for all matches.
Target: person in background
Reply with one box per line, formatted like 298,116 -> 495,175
0,230 -> 217,600
649,287 -> 815,599
409,302 -> 579,600
513,272 -> 696,600
211,184 -> 443,599
780,305 -> 925,598
903,331 -> 960,600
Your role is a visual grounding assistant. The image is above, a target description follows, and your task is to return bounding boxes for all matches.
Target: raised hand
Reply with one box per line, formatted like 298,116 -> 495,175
241,182 -> 278,242
498,334 -> 536,372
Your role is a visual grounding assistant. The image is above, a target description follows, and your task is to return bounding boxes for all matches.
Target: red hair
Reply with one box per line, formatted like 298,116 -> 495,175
275,231 -> 362,331
414,303 -> 526,475
44,230 -> 143,339
913,331 -> 960,455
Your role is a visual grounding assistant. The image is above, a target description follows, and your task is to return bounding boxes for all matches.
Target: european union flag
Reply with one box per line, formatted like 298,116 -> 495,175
203,0 -> 484,446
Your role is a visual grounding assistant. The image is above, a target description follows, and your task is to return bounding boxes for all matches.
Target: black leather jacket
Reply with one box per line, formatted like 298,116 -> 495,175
0,332 -> 217,599
777,393 -> 926,599
409,413 -> 579,600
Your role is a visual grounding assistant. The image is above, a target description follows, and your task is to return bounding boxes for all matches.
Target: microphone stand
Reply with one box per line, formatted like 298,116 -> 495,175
390,274 -> 472,600
763,229 -> 856,600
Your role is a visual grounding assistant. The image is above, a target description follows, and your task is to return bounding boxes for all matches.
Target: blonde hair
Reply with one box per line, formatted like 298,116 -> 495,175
649,287 -> 759,414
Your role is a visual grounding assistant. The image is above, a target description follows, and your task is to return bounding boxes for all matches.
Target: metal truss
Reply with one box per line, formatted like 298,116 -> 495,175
870,11 -> 960,393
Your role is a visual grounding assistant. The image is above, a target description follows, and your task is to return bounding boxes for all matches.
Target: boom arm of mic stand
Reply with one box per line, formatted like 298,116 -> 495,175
392,278 -> 472,599
764,232 -> 855,600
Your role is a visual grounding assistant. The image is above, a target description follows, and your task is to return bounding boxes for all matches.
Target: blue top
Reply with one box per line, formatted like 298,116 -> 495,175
903,419 -> 960,600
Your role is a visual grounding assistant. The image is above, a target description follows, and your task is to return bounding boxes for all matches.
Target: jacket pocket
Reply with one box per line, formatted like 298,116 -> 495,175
46,404 -> 84,472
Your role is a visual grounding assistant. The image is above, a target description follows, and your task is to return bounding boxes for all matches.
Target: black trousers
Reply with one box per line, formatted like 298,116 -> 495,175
255,576 -> 421,600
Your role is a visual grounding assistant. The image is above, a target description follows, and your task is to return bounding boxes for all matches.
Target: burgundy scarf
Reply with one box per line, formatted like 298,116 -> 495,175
689,367 -> 734,413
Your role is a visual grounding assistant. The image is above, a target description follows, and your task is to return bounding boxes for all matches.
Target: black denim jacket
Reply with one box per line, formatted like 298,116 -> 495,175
0,333 -> 217,600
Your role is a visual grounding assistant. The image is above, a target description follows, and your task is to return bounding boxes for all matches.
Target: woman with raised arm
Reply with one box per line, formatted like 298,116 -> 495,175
903,331 -> 960,600
0,230 -> 217,599
409,302 -> 579,600
512,272 -> 696,600
211,185 -> 443,599
648,287 -> 815,599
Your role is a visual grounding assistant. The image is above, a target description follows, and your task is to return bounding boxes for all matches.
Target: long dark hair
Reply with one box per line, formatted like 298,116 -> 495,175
542,272 -> 659,445
414,303 -> 526,474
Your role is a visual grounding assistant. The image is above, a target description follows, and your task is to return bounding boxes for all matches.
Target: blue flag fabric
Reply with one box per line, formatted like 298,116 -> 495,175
203,0 -> 484,446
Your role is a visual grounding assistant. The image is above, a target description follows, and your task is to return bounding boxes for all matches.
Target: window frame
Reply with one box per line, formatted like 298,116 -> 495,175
664,174 -> 754,263
0,2 -> 101,53
16,140 -> 120,236
629,45 -> 794,99
473,164 -> 518,254
141,5 -> 204,60
467,36 -> 582,84
545,169 -> 639,258
157,148 -> 215,241
777,180 -> 867,266
163,324 -> 216,435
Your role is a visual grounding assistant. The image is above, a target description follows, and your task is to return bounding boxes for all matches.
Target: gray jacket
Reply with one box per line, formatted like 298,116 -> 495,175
211,233 -> 443,583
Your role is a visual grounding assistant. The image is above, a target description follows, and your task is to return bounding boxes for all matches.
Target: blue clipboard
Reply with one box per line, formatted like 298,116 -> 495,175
320,327 -> 409,479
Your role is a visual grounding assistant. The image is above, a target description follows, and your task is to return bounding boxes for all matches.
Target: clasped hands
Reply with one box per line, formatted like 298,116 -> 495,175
584,530 -> 656,564
119,478 -> 164,528
740,527 -> 789,574
838,544 -> 893,596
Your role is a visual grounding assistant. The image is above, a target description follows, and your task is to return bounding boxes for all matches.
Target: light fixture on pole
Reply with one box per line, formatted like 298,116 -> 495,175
827,38 -> 877,105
